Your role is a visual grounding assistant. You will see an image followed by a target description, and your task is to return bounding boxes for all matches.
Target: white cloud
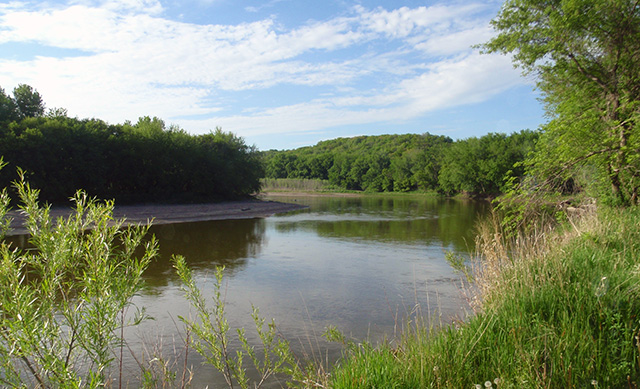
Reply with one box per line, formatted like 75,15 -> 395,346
176,52 -> 522,137
355,3 -> 486,37
244,0 -> 286,13
0,2 -> 24,12
413,25 -> 493,56
0,1 -> 530,144
68,0 -> 164,14
398,52 -> 521,114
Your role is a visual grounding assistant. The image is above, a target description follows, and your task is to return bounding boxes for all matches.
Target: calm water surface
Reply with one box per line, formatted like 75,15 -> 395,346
119,195 -> 488,387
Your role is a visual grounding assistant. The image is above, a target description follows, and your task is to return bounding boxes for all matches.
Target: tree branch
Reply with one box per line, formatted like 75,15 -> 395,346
561,147 -> 615,171
567,53 -> 610,92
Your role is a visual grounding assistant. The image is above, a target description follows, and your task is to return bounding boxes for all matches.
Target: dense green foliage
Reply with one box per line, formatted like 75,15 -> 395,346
263,133 -> 451,192
328,207 -> 640,388
0,172 -> 157,387
0,84 -> 45,123
484,0 -> 640,205
438,131 -> 538,195
0,86 -> 263,204
263,131 -> 538,197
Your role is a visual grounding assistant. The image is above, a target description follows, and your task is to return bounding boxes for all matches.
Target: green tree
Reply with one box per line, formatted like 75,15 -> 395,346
361,154 -> 392,192
484,0 -> 640,204
13,84 -> 45,119
265,153 -> 296,178
0,87 -> 18,123
438,131 -> 537,197
391,153 -> 416,192
308,154 -> 333,180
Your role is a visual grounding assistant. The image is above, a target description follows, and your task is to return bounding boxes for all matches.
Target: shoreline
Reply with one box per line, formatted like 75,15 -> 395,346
5,198 -> 307,237
259,191 -> 362,198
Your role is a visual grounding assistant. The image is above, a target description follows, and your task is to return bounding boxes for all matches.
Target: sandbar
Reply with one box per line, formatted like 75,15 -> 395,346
5,199 -> 307,237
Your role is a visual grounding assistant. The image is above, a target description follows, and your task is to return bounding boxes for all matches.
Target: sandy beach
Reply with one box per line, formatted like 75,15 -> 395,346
5,199 -> 307,236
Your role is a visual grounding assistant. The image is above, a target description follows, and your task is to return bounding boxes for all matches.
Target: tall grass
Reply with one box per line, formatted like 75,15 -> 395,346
327,206 -> 640,388
260,178 -> 335,192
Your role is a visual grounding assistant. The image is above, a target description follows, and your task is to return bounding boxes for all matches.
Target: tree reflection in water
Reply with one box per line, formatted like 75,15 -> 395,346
142,218 -> 267,290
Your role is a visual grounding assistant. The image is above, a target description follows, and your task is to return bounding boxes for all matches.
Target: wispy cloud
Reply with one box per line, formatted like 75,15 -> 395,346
179,52 -> 521,136
244,0 -> 287,13
0,1 -> 526,145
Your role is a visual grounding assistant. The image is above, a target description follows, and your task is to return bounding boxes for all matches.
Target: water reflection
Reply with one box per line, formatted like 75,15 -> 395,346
270,195 -> 489,251
143,218 -> 266,289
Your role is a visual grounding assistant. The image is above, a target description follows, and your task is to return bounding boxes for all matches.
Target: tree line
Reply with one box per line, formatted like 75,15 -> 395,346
0,85 -> 262,204
261,130 -> 539,197
267,0 -> 640,207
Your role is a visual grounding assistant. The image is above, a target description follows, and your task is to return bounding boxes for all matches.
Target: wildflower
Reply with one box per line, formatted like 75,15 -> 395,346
475,385 -> 482,389
494,377 -> 501,385
591,380 -> 598,387
485,381 -> 493,388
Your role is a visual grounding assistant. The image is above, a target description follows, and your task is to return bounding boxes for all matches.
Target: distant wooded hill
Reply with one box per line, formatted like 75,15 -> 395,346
261,131 -> 539,197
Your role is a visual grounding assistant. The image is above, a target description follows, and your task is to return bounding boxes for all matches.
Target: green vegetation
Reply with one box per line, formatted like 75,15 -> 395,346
261,178 -> 336,192
2,0 -> 639,386
0,86 -> 262,205
326,207 -> 640,387
0,84 -> 45,121
437,131 -> 537,196
0,167 -> 158,387
483,0 -> 640,206
262,130 -> 538,197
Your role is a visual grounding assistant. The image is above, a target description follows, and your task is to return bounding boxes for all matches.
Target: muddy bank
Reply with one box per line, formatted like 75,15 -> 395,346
5,199 -> 307,237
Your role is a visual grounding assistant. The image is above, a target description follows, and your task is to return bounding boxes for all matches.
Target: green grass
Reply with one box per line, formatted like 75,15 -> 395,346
326,206 -> 640,388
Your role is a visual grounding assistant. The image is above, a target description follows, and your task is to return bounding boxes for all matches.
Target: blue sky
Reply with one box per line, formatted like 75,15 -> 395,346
0,0 -> 544,150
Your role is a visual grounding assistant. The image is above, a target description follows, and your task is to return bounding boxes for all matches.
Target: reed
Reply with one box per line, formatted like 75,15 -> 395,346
260,178 -> 335,192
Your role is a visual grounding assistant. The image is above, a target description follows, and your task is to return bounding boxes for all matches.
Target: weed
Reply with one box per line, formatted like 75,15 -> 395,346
0,170 -> 157,387
172,256 -> 309,388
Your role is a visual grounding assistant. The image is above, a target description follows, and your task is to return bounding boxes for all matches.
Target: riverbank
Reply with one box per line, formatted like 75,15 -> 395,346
260,191 -> 361,198
5,199 -> 307,236
324,206 -> 640,387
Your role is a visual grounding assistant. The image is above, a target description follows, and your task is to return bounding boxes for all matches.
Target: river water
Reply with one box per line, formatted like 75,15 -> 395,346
119,194 -> 489,387
1,194 -> 488,386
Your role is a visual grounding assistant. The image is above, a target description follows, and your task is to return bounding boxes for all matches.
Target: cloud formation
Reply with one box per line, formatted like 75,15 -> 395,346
0,1 -> 528,147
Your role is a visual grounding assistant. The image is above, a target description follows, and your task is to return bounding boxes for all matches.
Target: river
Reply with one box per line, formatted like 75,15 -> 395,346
119,194 -> 489,387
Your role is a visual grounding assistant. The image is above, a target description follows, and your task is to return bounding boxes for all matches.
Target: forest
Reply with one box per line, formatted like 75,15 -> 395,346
261,130 -> 539,197
3,57 -> 637,206
0,85 -> 263,204
2,82 -> 542,204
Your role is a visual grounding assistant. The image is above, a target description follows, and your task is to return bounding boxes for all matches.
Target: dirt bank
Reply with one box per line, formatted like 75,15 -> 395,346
5,199 -> 307,236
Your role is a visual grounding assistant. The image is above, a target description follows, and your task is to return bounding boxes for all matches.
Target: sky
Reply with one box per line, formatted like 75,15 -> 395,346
0,0 -> 545,151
